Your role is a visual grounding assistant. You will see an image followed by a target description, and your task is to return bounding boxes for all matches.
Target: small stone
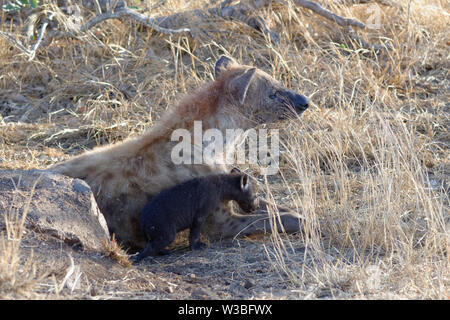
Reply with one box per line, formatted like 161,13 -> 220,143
244,279 -> 255,289
190,288 -> 209,299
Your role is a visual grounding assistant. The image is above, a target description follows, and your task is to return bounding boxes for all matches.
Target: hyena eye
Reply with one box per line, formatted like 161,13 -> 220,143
269,91 -> 278,99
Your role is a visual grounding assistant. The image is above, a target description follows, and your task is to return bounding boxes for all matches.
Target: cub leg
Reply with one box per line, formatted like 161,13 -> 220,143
134,242 -> 157,262
135,228 -> 176,261
189,216 -> 208,250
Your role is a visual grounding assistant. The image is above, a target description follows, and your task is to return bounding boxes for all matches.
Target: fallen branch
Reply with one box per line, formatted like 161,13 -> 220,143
79,5 -> 190,35
0,31 -> 32,56
0,2 -> 190,59
239,0 -> 388,49
0,0 -> 391,58
141,0 -> 281,44
212,0 -> 371,45
215,1 -> 280,44
291,0 -> 392,50
294,0 -> 366,28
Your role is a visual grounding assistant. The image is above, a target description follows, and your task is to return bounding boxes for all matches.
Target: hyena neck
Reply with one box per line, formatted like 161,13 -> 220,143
149,79 -> 251,148
175,77 -> 252,132
131,76 -> 255,173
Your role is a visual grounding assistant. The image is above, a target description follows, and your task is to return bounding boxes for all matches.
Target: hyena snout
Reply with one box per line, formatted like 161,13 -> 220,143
278,89 -> 309,114
239,198 -> 258,213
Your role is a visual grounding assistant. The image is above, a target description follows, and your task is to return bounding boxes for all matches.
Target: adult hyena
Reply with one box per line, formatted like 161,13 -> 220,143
49,56 -> 309,250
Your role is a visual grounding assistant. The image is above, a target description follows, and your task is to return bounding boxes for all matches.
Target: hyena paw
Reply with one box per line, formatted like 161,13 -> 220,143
158,249 -> 171,255
190,241 -> 207,251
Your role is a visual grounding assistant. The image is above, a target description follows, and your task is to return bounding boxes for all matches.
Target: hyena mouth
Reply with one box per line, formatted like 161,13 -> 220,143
279,89 -> 309,115
276,89 -> 309,119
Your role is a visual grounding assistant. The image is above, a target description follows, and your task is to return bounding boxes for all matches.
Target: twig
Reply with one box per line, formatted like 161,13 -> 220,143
80,6 -> 190,35
26,13 -> 38,43
0,13 -> 56,61
39,6 -> 191,47
379,0 -> 402,9
294,0 -> 366,28
220,0 -> 233,9
1,4 -> 189,59
1,0 -> 391,57
346,26 -> 391,51
148,0 -> 166,11
246,16 -> 280,44
0,31 -> 32,56
213,0 -> 368,45
216,0 -> 280,44
111,0 -> 121,12
29,13 -> 55,61
93,0 -> 103,14
291,0 -> 391,50
339,0 -> 402,9
406,0 -> 412,34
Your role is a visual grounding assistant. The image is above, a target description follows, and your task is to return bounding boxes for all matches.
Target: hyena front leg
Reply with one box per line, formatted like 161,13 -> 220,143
202,202 -> 304,239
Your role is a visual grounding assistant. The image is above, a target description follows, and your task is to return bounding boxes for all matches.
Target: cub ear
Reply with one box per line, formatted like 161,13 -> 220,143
229,67 -> 257,106
240,174 -> 250,191
215,55 -> 237,79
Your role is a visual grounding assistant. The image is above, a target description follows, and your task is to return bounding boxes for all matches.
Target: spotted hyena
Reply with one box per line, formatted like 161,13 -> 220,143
135,173 -> 257,261
49,56 -> 309,250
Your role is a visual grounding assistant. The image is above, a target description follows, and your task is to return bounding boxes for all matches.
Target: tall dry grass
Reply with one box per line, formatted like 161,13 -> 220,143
0,176 -> 45,298
0,0 -> 448,298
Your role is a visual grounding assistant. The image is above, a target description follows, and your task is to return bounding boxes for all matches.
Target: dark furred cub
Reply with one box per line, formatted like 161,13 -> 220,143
134,173 -> 257,262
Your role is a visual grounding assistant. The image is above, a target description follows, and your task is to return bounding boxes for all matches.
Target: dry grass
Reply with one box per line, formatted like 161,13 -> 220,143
0,175 -> 46,298
102,234 -> 133,268
0,0 -> 448,299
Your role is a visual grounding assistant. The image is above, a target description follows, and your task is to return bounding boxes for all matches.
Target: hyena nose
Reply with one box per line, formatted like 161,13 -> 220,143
294,94 -> 309,111
279,90 -> 309,113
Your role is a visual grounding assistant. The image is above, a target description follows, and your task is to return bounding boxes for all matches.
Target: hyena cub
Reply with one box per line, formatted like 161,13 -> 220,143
134,173 -> 257,262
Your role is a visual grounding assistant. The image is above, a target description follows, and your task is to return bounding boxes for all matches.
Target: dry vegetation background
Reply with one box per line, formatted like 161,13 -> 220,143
0,0 -> 448,299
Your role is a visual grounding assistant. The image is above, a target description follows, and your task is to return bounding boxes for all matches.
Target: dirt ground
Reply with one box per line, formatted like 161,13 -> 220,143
12,230 -> 313,299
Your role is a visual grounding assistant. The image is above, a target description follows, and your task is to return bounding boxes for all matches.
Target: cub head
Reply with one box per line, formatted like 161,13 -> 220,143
229,172 -> 258,213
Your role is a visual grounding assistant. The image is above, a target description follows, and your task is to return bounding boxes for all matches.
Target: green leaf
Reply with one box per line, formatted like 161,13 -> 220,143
2,0 -> 39,11
2,3 -> 21,12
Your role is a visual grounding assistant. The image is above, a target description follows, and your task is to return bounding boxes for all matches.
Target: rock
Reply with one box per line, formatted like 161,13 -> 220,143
243,279 -> 255,289
0,169 -> 110,252
189,287 -> 219,299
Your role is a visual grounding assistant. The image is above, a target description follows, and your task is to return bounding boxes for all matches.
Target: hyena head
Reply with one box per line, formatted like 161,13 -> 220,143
226,173 -> 258,213
215,55 -> 309,125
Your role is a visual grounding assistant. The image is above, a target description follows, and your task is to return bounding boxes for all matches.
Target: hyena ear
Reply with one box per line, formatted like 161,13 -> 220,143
215,55 -> 236,78
240,174 -> 250,191
229,68 -> 257,106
